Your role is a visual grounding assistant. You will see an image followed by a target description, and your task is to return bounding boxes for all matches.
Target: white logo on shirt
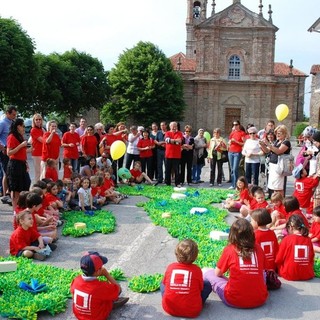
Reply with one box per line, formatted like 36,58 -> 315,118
74,289 -> 92,314
169,269 -> 192,292
294,245 -> 309,262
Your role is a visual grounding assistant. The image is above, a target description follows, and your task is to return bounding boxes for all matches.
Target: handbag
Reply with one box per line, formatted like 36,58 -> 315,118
221,150 -> 229,163
265,270 -> 281,290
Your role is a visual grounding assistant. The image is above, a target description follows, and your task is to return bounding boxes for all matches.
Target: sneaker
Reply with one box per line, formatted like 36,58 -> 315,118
33,252 -> 46,261
209,183 -> 214,187
176,184 -> 182,188
48,243 -> 57,251
218,184 -> 222,187
56,220 -> 64,227
113,297 -> 129,310
228,186 -> 234,190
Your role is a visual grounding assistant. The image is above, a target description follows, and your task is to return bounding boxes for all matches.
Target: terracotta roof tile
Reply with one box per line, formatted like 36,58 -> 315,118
310,65 -> 320,75
169,52 -> 196,72
274,63 -> 306,76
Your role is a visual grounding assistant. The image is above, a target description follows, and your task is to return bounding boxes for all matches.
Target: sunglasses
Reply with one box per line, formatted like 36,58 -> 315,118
249,133 -> 256,135
185,131 -> 190,133
233,123 -> 239,126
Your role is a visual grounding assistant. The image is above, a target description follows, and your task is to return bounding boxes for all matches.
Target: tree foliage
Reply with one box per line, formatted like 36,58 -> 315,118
101,41 -> 185,126
0,17 -> 37,109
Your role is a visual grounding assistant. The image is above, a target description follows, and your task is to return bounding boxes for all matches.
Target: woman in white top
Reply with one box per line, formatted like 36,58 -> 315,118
125,125 -> 141,169
242,126 -> 263,185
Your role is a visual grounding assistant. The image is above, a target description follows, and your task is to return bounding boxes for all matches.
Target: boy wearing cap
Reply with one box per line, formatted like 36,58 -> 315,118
70,251 -> 129,319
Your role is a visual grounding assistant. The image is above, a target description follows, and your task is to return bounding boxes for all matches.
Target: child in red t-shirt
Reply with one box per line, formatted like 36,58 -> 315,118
161,239 -> 211,318
240,188 -> 268,219
251,209 -> 279,271
224,176 -> 250,212
62,158 -> 73,183
103,170 -> 123,204
45,158 -> 58,182
275,214 -> 314,281
128,161 -> 153,186
268,192 -> 287,228
309,206 -> 320,253
13,191 -> 29,230
90,175 -> 106,207
10,210 -> 46,260
203,219 -> 268,308
292,164 -> 319,215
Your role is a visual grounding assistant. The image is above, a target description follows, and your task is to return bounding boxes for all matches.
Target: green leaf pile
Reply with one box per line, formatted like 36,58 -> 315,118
128,273 -> 163,292
0,256 -> 80,319
61,209 -> 116,237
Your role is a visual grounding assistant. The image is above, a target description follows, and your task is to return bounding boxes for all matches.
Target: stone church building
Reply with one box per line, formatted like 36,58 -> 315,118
170,0 -> 307,135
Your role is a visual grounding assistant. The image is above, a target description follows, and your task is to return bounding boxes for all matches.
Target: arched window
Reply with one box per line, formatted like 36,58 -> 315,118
228,55 -> 241,80
193,2 -> 201,19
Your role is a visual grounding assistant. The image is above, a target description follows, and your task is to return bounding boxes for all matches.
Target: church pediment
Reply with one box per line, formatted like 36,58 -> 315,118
198,3 -> 277,30
221,95 -> 246,106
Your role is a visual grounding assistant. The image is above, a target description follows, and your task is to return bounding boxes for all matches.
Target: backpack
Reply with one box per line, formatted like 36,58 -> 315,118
265,270 -> 282,290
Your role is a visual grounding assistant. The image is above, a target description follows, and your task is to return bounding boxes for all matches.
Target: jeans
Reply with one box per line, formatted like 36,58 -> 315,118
245,162 -> 260,185
192,164 -> 203,182
157,149 -> 165,183
228,152 -> 242,188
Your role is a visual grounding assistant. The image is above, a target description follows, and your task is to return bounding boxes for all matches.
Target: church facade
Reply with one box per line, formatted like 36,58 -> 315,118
170,0 -> 307,135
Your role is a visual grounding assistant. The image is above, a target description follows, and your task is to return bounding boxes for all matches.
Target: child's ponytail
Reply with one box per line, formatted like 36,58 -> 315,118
286,214 -> 309,237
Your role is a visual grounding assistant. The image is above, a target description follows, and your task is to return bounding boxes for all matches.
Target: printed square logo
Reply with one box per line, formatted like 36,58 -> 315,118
170,269 -> 191,288
261,241 -> 273,255
294,245 -> 308,260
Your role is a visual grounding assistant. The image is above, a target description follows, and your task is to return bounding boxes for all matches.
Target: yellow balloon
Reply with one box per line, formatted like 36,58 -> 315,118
275,104 -> 289,121
110,140 -> 126,160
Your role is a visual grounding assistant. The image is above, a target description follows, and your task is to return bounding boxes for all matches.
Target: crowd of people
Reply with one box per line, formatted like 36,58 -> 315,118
1,105 -> 320,318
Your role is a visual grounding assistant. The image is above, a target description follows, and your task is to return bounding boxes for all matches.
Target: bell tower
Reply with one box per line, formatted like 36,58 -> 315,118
186,0 -> 208,59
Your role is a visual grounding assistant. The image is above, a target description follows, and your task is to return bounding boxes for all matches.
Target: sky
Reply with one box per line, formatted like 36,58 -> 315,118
1,0 -> 319,116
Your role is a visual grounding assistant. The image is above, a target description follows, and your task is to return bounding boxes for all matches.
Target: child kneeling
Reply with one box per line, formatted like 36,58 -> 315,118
161,239 -> 211,318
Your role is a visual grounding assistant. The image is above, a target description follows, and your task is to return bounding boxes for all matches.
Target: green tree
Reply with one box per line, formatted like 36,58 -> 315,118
0,17 -> 37,109
102,41 -> 185,126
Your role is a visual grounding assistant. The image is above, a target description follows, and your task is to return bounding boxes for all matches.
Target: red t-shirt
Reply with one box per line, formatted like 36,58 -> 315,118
238,188 -> 250,203
293,176 -> 319,208
228,130 -> 246,153
62,131 -> 80,159
310,221 -> 320,241
165,131 -> 183,159
162,262 -> 203,318
275,234 -> 314,280
255,229 -> 279,270
251,200 -> 269,211
81,135 -> 98,157
70,275 -> 119,320
130,168 -> 142,179
7,134 -> 27,161
42,132 -> 61,161
31,127 -> 44,156
273,203 -> 287,219
103,178 -> 114,191
45,167 -> 58,182
102,134 -> 118,155
137,138 -> 154,158
286,209 -> 309,228
44,193 -> 59,208
91,186 -> 99,197
217,244 -> 268,308
63,165 -> 72,180
10,226 -> 41,255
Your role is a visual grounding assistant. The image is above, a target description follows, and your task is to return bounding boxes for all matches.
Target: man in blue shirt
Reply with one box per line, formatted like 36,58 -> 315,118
0,105 -> 17,203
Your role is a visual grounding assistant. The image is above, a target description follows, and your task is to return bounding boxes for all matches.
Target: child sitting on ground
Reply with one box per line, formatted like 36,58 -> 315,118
56,179 -> 72,210
103,169 -> 124,204
223,176 -> 250,212
10,210 -> 47,261
129,161 -> 153,186
70,251 -> 129,319
90,175 -> 106,208
251,208 -> 279,271
239,188 -> 268,220
267,192 -> 287,228
275,214 -> 314,281
271,196 -> 310,240
161,239 -> 211,318
309,205 -> 320,253
45,158 -> 58,182
13,191 -> 29,230
78,177 -> 96,211
203,219 -> 268,308
44,181 -> 64,211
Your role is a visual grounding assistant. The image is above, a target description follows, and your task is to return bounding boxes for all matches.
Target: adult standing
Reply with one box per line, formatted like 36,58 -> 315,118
154,121 -> 167,185
192,129 -> 207,184
81,125 -> 98,158
242,126 -> 263,185
61,122 -> 81,172
259,125 -> 291,196
6,118 -> 31,210
164,122 -> 183,187
30,114 -> 45,182
94,122 -> 105,156
41,120 -> 61,180
0,105 -> 17,204
149,122 -> 159,180
137,130 -> 155,178
125,126 -> 140,169
114,122 -> 128,183
228,120 -> 246,189
180,125 -> 194,185
208,128 -> 227,187
311,131 -> 320,208
75,118 -> 87,171
258,120 -> 275,173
